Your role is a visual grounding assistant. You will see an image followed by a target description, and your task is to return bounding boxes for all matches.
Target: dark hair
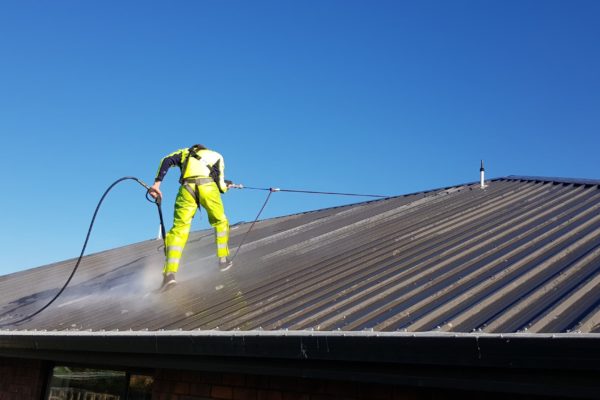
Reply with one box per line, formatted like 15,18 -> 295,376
191,144 -> 207,150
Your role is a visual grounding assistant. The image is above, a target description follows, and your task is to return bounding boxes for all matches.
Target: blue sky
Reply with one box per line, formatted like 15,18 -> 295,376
1,0 -> 599,276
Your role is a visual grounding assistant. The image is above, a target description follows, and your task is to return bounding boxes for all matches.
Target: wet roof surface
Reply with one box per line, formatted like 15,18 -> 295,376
1,176 -> 600,333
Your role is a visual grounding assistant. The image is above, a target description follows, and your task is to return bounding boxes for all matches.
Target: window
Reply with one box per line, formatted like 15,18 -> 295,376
46,366 -> 153,400
127,374 -> 154,400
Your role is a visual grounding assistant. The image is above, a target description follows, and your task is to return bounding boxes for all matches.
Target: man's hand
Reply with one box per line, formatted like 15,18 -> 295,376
149,182 -> 162,200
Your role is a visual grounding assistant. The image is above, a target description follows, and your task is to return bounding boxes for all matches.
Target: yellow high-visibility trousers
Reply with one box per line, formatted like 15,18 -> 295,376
163,182 -> 229,274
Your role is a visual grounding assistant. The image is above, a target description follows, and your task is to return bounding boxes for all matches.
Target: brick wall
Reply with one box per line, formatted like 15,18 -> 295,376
152,369 -> 420,400
0,357 -> 47,400
151,369 -> 558,400
0,358 -> 554,400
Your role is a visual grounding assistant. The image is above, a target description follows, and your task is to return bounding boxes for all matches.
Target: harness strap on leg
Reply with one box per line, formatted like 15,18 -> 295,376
183,184 -> 200,206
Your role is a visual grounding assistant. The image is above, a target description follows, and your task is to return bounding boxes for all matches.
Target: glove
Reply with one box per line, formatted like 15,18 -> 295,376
225,180 -> 233,186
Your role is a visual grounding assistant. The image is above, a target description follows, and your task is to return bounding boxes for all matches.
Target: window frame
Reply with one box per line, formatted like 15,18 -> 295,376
43,361 -> 154,400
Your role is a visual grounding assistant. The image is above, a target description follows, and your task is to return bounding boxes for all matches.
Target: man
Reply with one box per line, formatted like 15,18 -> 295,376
149,144 -> 233,291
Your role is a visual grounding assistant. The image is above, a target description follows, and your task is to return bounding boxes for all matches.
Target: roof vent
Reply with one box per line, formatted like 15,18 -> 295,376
480,160 -> 487,189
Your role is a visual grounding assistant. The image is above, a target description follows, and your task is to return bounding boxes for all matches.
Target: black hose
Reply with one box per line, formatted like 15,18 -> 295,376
1,176 -> 163,326
1,179 -> 385,325
230,190 -> 273,262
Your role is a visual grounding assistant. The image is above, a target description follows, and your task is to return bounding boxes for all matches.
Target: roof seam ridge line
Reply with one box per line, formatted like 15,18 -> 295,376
576,296 -> 600,333
230,181 -> 406,224
4,177 -> 600,335
261,196 -> 445,262
262,181 -> 524,263
307,187 -> 594,331
228,201 -> 379,257
427,183 -> 584,243
339,194 -> 592,331
198,232 -> 409,329
218,184 -> 528,328
483,238 -> 600,333
471,231 -> 600,333
407,202 -> 600,332
236,184 -> 596,332
527,246 -> 600,333
400,181 -> 561,243
206,195 -> 488,330
180,200 -> 428,324
368,191 -> 600,332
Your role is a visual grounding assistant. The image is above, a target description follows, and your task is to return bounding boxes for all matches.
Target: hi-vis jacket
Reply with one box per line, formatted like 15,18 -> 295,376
155,146 -> 228,193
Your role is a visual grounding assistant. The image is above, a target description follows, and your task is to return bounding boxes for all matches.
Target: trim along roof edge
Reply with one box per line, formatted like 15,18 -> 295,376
2,330 -> 600,338
504,175 -> 600,186
2,329 -> 600,398
2,331 -> 600,370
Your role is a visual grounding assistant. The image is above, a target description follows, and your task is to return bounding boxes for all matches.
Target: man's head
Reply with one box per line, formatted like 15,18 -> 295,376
191,144 -> 207,150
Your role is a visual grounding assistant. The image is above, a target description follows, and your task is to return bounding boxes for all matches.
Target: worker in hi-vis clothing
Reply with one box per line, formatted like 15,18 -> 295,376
149,144 -> 233,291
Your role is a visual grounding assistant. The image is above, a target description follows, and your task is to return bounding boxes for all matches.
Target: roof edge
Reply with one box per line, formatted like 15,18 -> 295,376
2,329 -> 600,398
2,330 -> 600,338
504,175 -> 600,186
2,330 -> 600,369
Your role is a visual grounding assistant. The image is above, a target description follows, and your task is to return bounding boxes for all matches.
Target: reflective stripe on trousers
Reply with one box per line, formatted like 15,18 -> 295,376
162,182 -> 229,274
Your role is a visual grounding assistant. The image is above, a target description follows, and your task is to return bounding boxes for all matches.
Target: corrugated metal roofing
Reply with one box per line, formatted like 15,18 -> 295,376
1,176 -> 600,333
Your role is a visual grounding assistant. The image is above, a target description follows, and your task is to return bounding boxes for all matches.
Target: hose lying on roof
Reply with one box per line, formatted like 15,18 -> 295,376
0,178 -> 388,326
0,177 -> 165,326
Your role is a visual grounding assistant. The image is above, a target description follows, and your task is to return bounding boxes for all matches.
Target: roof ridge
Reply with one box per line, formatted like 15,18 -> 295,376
504,175 -> 600,186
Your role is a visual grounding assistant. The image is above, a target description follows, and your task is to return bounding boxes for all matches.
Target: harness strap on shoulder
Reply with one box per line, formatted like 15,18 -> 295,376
179,146 -> 201,184
180,146 -> 220,187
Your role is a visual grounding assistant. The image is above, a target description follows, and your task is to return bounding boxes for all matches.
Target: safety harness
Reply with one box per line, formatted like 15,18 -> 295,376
179,145 -> 221,206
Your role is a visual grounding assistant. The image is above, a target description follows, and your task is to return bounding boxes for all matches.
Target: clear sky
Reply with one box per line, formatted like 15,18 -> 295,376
1,0 -> 599,276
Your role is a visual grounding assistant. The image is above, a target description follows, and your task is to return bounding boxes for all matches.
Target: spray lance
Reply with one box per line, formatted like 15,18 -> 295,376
144,182 -> 167,254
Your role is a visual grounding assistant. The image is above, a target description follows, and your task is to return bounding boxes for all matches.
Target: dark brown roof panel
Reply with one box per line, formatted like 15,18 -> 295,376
1,177 -> 599,334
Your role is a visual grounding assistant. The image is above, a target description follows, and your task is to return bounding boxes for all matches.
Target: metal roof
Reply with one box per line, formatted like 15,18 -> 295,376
1,176 -> 600,334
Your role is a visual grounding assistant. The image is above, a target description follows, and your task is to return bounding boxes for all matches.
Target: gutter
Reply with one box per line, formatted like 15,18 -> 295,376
2,331 -> 600,398
2,330 -> 600,369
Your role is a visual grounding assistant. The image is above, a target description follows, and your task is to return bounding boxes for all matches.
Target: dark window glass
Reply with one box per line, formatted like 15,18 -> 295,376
127,374 -> 154,400
46,367 -> 153,400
